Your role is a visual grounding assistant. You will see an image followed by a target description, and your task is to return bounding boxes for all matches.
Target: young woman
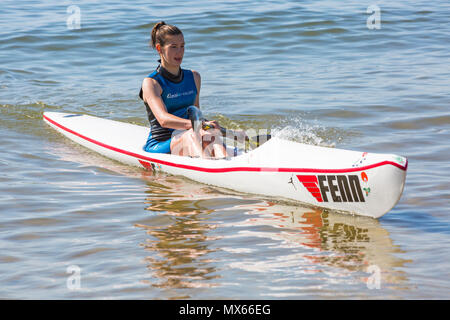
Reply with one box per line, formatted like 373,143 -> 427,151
139,21 -> 227,158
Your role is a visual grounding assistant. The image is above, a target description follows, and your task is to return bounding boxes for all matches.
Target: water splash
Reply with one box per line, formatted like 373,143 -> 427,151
271,115 -> 340,148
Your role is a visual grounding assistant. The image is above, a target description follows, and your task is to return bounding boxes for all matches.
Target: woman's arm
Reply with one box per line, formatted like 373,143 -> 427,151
192,70 -> 201,108
141,77 -> 191,130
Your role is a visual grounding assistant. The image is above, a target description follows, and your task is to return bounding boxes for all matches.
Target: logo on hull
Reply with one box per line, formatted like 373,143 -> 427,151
297,175 -> 366,203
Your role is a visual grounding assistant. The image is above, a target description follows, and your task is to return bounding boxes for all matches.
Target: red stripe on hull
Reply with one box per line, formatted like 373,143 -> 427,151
43,114 -> 408,174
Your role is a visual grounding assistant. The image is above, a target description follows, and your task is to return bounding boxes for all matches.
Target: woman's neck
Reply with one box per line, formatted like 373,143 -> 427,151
159,61 -> 183,83
160,61 -> 180,76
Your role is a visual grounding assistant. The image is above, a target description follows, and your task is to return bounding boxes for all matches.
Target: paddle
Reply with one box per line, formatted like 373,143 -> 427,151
186,106 -> 271,151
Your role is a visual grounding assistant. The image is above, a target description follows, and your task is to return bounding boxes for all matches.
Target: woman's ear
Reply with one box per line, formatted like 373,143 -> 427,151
155,43 -> 161,54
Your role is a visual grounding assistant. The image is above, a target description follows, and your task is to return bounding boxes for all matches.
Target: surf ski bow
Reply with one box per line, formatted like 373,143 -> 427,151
43,112 -> 407,218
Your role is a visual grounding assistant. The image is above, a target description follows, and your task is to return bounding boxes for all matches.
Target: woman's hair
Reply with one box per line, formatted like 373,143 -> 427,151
150,21 -> 183,49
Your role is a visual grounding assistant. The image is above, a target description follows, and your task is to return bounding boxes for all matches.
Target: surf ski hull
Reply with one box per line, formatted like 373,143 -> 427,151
43,112 -> 407,218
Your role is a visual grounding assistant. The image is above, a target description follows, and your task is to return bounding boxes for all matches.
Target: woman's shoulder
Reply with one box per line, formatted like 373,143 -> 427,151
142,75 -> 159,86
182,68 -> 200,76
142,76 -> 162,96
185,69 -> 201,84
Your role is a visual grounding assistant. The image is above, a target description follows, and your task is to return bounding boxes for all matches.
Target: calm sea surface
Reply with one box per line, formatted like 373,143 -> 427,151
0,0 -> 449,299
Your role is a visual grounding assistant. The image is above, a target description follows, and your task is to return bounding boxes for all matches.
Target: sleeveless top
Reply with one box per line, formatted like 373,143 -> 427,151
139,67 -> 197,142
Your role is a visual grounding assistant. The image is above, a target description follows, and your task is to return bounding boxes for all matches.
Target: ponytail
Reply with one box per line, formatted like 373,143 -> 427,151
150,21 -> 182,49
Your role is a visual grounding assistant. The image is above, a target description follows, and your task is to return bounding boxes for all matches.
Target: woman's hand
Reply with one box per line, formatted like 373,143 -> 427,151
202,120 -> 220,130
202,121 -> 249,140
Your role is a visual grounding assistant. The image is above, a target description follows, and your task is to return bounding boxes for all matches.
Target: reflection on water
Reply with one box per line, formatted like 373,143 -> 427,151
137,174 -> 219,290
137,214 -> 220,290
136,164 -> 411,296
223,203 -> 411,292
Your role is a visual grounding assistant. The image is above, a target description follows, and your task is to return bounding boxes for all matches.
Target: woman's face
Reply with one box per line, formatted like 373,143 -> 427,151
157,34 -> 185,68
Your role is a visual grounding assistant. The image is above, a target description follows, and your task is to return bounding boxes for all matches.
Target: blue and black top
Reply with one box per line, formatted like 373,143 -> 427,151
139,65 -> 197,153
